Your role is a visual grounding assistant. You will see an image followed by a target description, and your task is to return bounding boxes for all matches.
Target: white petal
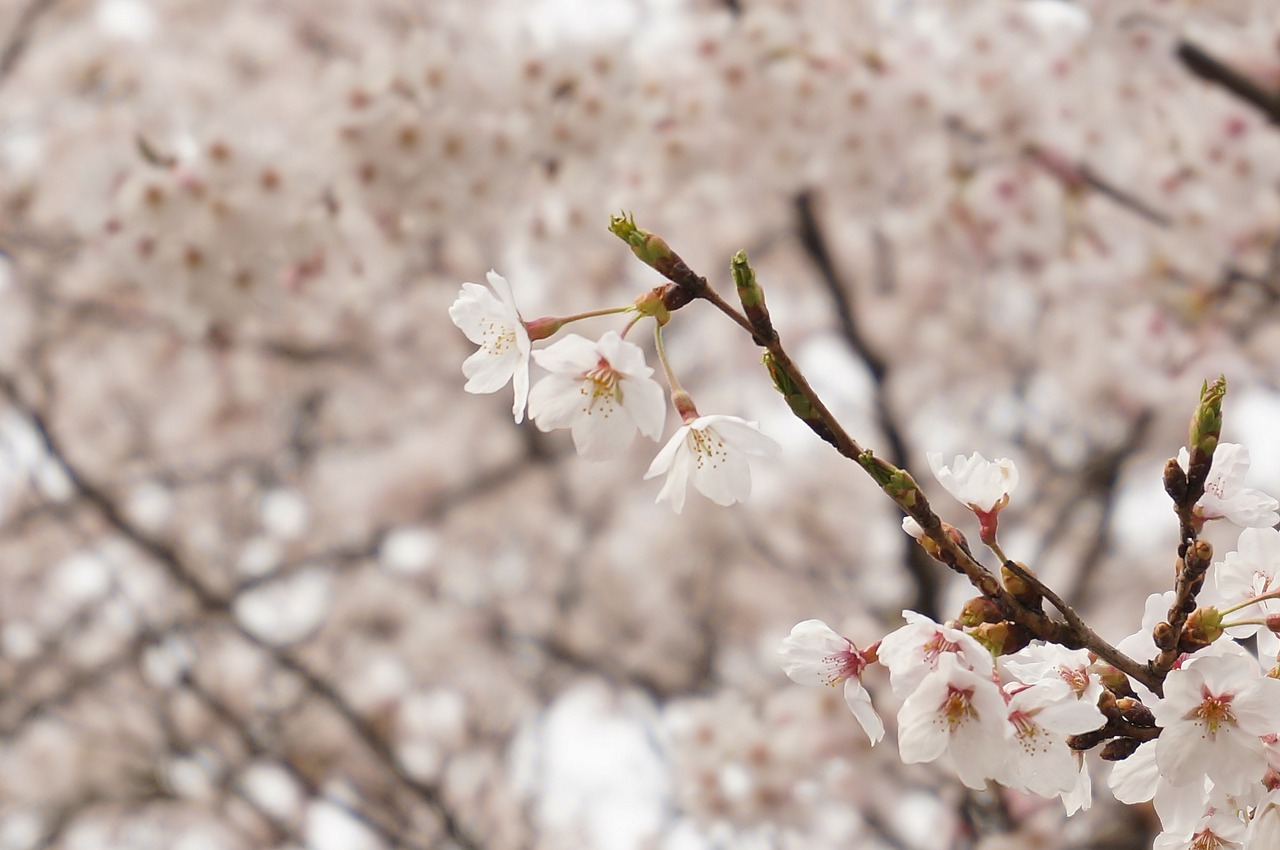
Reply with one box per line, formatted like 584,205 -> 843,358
645,427 -> 688,479
448,283 -> 504,342
527,373 -> 585,431
619,376 -> 666,441
652,439 -> 693,513
461,346 -> 518,394
531,334 -> 599,373
843,679 -> 884,745
572,403 -> 637,462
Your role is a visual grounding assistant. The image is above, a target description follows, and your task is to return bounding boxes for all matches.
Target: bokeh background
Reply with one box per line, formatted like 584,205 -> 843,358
3,0 -> 1280,847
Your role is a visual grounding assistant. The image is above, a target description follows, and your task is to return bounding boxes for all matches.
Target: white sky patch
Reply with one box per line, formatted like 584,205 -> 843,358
96,0 -> 158,41
521,0 -> 637,48
512,681 -> 670,850
1231,387 -> 1280,496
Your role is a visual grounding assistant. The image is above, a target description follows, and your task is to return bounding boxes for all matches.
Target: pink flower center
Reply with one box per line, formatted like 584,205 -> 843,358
1191,688 -> 1236,734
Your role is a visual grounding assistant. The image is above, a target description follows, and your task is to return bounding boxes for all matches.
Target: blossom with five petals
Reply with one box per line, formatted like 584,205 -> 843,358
778,619 -> 884,745
644,414 -> 779,513
449,271 -> 532,423
527,331 -> 665,461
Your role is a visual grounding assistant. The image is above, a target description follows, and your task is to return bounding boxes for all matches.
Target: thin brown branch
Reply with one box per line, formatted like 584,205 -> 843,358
1176,39 -> 1280,124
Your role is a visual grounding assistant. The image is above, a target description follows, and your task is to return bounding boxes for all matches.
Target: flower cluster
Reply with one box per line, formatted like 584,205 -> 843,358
783,447 -> 1280,847
449,271 -> 779,512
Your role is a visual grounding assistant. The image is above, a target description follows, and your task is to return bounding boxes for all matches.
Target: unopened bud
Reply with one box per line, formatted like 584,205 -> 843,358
633,286 -> 673,324
1152,621 -> 1176,651
1100,737 -> 1141,761
1002,561 -> 1042,606
959,597 -> 1004,626
1188,376 -> 1226,463
1187,539 -> 1213,569
1116,698 -> 1155,728
609,212 -> 675,269
1163,457 -> 1188,503
1181,606 -> 1224,651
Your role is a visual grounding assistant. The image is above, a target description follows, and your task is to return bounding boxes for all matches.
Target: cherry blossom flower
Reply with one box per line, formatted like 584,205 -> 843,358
778,619 -> 884,745
644,415 -> 779,513
999,679 -> 1105,798
896,653 -> 1012,790
1153,810 -> 1246,850
1109,740 -> 1210,839
527,332 -> 665,462
1001,643 -> 1103,705
1248,789 -> 1280,848
927,452 -> 1018,542
1148,652 -> 1280,797
1212,527 -> 1280,658
877,610 -> 994,698
1177,443 -> 1279,529
449,271 -> 532,423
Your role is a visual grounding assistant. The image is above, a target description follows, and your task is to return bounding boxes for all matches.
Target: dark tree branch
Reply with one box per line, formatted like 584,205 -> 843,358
794,191 -> 941,620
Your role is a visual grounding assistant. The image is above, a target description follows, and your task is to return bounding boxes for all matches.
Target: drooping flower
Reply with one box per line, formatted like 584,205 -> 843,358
896,653 -> 1013,790
778,619 -> 884,745
1177,443 -> 1279,529
527,331 -> 665,462
449,271 -> 532,423
927,452 -> 1018,542
644,414 -> 779,513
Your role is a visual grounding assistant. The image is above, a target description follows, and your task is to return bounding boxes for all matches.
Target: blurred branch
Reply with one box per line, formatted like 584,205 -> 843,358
0,372 -> 490,850
0,0 -> 60,86
793,191 -> 941,620
1176,39 -> 1280,124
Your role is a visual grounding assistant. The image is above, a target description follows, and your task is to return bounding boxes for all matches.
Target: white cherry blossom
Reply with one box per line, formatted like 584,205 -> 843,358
778,619 -> 884,745
527,331 -> 666,462
1153,810 -> 1245,850
877,610 -> 994,698
1212,527 -> 1280,658
1149,652 -> 1280,798
999,679 -> 1105,798
1177,443 -> 1279,529
449,271 -> 532,423
1001,643 -> 1104,705
896,653 -> 1012,790
644,414 -> 779,513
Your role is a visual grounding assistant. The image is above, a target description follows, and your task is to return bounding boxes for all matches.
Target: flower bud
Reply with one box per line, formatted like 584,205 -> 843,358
1188,376 -> 1226,463
633,286 -> 673,324
1180,606 -> 1224,651
958,597 -> 1004,626
1152,621 -> 1176,651
1100,737 -> 1141,761
1163,457 -> 1188,503
1001,561 -> 1042,607
1116,697 -> 1155,728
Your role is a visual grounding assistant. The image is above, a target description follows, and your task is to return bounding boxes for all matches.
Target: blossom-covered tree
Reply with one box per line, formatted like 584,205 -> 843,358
7,0 -> 1280,848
